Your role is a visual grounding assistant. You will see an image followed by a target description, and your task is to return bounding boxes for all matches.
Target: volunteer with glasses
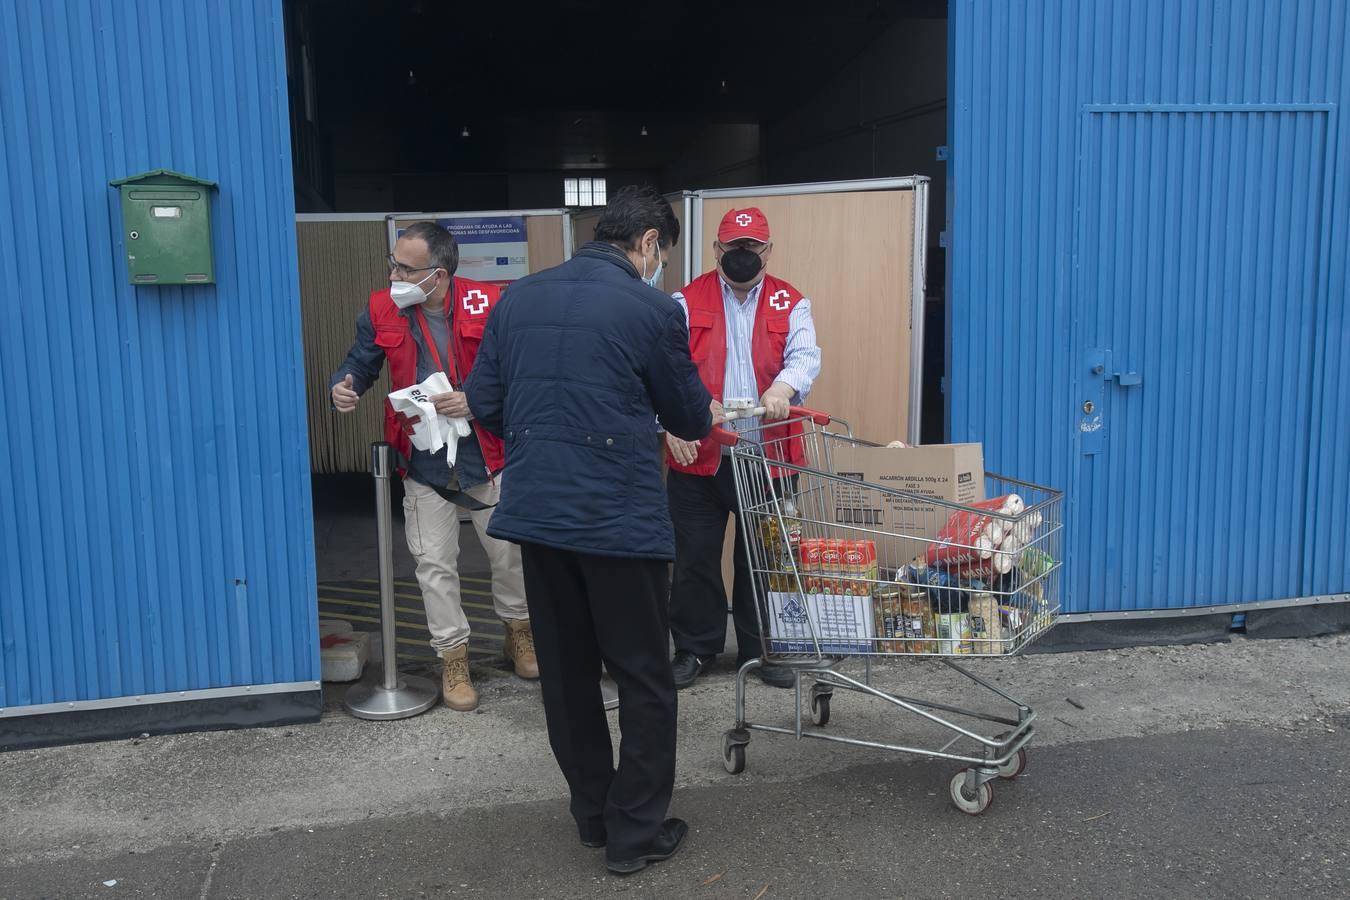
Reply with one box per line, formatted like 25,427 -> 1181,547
329,222 -> 536,713
665,207 -> 823,690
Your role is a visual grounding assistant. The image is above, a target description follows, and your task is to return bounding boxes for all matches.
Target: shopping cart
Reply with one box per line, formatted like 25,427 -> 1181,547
707,406 -> 1063,814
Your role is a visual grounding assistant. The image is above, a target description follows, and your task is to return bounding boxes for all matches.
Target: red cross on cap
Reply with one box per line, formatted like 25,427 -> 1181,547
717,207 -> 770,243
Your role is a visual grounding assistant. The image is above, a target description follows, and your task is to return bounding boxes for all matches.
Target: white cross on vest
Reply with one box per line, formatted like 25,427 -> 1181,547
736,213 -> 752,228
768,289 -> 791,311
463,289 -> 489,315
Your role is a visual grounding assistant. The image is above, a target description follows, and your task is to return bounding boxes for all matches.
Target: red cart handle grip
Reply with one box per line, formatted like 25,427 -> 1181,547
788,405 -> 832,425
707,427 -> 740,447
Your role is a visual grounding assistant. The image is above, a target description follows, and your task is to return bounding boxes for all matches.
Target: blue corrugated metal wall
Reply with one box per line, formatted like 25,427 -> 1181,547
948,0 -> 1350,613
0,0 -> 318,710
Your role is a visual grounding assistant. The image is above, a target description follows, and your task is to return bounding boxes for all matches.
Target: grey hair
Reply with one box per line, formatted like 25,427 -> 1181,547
401,221 -> 460,276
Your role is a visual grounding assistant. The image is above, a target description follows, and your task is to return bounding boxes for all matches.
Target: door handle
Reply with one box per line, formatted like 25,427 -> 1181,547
1113,371 -> 1142,386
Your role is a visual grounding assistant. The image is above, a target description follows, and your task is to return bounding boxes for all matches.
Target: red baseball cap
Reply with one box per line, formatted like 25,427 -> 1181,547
718,207 -> 771,243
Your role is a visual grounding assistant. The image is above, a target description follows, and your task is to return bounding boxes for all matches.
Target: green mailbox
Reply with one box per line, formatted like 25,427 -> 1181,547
110,169 -> 217,285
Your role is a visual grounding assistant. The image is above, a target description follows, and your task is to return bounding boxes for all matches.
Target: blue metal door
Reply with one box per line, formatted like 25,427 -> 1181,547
1071,106 -> 1332,611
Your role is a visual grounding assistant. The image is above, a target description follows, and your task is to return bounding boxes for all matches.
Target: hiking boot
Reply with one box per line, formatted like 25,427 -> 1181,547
503,618 -> 540,680
440,645 -> 478,711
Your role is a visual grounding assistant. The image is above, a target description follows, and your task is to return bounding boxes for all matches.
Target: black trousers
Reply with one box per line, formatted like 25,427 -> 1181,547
667,465 -> 766,665
519,542 -> 676,860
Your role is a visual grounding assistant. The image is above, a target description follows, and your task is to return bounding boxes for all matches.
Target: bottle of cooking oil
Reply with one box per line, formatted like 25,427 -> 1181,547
779,483 -> 804,586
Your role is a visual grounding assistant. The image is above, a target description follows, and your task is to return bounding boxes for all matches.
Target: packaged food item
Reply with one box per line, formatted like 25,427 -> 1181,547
874,589 -> 902,652
807,539 -> 828,591
819,539 -> 845,595
926,495 -> 1026,570
1019,548 -> 1055,580
924,565 -> 978,615
900,592 -> 937,653
999,603 -> 1027,641
780,488 -> 804,574
842,540 -> 878,596
991,568 -> 1022,597
936,612 -> 972,654
889,560 -> 932,652
758,512 -> 783,590
967,593 -> 1005,653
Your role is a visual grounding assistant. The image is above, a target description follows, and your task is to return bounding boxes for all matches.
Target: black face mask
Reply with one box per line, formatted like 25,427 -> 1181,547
720,247 -> 764,284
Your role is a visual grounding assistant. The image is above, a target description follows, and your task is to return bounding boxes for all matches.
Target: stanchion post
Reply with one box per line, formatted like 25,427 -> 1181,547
344,442 -> 439,720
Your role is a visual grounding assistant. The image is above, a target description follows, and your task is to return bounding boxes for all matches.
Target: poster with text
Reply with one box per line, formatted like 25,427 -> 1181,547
438,216 -> 528,283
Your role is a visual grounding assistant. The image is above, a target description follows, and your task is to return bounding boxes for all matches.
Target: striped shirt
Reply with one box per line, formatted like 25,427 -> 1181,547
672,276 -> 822,444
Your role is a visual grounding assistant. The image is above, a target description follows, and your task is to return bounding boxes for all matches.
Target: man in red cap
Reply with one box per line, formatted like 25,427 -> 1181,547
665,207 -> 822,689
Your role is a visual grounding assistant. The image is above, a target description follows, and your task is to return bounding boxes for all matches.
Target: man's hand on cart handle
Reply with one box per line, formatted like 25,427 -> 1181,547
759,382 -> 794,421
710,398 -> 727,427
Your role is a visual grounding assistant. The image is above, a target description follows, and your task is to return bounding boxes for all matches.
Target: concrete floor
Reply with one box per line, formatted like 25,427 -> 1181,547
2,634 -> 1347,897
5,477 -> 1343,896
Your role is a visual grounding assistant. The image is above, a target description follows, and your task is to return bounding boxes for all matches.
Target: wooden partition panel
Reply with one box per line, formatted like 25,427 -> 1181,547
298,219 -> 392,474
570,208 -> 602,249
665,194 -> 688,291
525,214 -> 566,271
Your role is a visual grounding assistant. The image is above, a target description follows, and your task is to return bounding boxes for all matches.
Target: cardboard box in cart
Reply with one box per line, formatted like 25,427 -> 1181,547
767,590 -> 875,654
767,540 -> 878,654
829,443 -> 986,571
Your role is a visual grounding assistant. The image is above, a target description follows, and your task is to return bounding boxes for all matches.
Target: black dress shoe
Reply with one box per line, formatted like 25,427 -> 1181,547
606,818 -> 689,875
671,651 -> 713,689
578,819 -> 606,848
753,662 -> 796,689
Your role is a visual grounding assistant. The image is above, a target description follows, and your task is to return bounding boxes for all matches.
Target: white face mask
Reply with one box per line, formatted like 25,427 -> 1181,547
389,269 -> 440,309
641,238 -> 664,288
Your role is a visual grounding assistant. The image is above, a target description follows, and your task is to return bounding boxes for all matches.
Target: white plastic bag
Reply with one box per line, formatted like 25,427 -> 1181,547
386,372 -> 471,462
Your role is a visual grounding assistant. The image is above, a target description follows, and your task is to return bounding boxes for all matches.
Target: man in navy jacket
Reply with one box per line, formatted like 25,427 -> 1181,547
466,185 -> 717,875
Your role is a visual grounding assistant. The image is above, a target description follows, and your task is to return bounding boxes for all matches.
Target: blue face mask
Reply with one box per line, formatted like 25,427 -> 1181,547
641,238 -> 664,288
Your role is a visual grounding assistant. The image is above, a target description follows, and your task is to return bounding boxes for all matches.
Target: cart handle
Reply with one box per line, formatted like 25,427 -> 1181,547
720,405 -> 833,426
707,426 -> 740,447
705,405 -> 833,447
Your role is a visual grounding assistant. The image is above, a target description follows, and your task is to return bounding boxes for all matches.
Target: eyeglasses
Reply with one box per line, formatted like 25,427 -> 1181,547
387,254 -> 439,279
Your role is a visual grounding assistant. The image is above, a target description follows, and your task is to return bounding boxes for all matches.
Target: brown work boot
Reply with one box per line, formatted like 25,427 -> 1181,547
440,645 -> 478,711
502,618 -> 540,680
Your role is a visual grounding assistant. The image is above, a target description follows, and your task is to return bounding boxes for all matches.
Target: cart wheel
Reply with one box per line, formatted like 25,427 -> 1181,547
949,771 -> 994,815
810,693 -> 831,727
997,748 -> 1028,779
722,733 -> 747,775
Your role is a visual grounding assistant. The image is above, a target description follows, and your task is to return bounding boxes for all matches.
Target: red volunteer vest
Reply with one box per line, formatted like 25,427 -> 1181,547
367,277 -> 505,475
668,271 -> 807,476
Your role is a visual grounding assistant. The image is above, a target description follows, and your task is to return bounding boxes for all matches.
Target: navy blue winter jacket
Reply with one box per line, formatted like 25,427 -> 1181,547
465,242 -> 713,559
